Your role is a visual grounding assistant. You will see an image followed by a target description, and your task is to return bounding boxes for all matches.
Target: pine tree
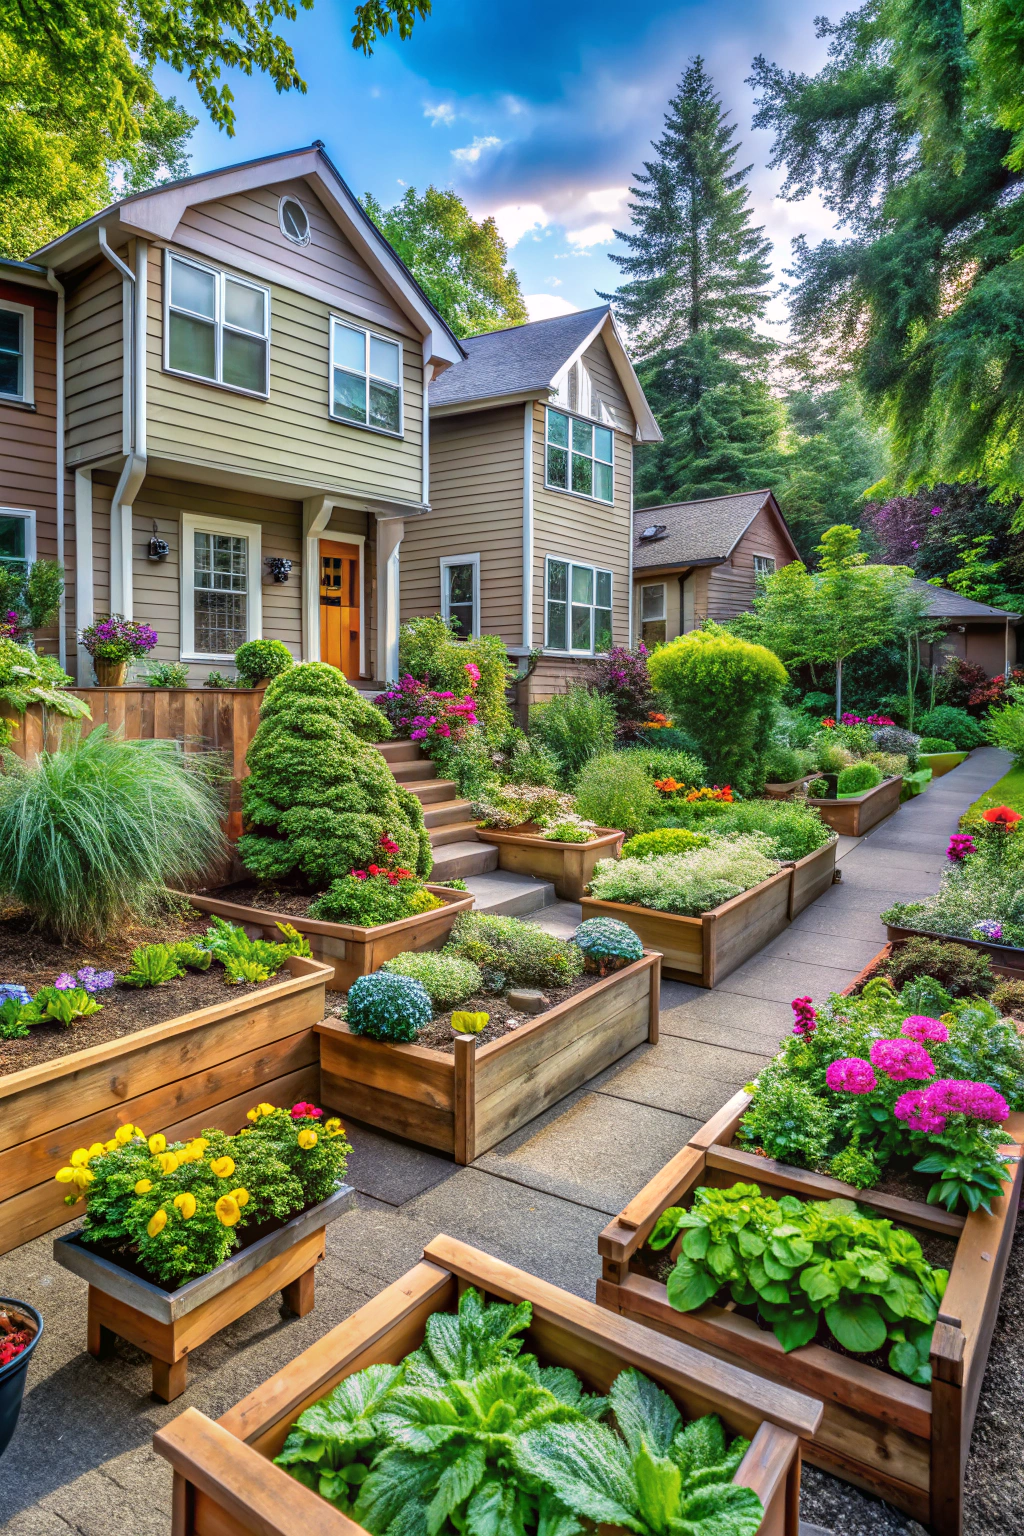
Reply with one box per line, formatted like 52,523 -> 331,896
602,58 -> 780,506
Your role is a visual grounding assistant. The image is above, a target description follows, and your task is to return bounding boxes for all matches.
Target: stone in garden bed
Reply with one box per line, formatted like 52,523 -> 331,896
328,975 -> 594,1052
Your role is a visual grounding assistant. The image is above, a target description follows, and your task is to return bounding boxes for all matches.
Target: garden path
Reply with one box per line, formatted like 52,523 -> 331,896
0,749 -> 1015,1536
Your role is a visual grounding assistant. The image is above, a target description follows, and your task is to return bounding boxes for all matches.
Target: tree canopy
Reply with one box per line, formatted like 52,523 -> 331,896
773,384 -> 887,558
361,186 -> 527,337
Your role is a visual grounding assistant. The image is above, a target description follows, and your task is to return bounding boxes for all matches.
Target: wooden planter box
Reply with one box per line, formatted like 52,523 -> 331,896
153,1233 -> 822,1536
580,868 -> 793,987
0,955 -> 330,1260
886,921 -> 1024,980
54,1183 -> 354,1401
597,1094 -> 1024,1536
806,774 -> 902,836
920,750 -> 969,779
476,824 -> 625,900
184,885 -> 475,992
788,838 -> 838,919
764,778 -> 810,800
317,951 -> 660,1163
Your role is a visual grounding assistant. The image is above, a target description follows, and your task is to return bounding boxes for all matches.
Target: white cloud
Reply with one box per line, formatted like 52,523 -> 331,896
490,202 -> 549,246
565,221 -> 617,248
524,293 -> 580,321
585,186 -> 629,214
424,102 -> 456,127
452,135 -> 503,164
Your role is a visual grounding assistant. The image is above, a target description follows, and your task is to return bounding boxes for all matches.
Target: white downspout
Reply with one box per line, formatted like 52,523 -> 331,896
45,269 -> 66,669
522,402 -> 534,650
98,228 -> 147,619
627,430 -> 635,648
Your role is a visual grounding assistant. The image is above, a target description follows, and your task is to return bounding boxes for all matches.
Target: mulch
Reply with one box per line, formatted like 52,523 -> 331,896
326,974 -> 597,1054
210,880 -> 319,918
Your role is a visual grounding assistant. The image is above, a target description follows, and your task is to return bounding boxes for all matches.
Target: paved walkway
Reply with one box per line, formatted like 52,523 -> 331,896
0,749 -> 1013,1536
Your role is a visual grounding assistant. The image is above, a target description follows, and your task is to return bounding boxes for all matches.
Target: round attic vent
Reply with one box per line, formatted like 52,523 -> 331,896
279,196 -> 310,246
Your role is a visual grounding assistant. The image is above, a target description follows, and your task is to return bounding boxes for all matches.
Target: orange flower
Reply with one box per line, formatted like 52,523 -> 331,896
983,805 -> 1022,825
653,777 -> 682,794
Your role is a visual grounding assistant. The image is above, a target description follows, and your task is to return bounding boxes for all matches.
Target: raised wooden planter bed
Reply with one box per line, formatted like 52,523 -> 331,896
597,1093 -> 1024,1536
184,885 -> 474,992
317,951 -> 660,1163
788,838 -> 838,919
476,823 -> 624,900
580,868 -> 793,987
920,750 -> 969,779
806,773 -> 902,836
54,1183 -> 354,1401
764,777 -> 810,800
153,1233 -> 822,1536
886,921 -> 1024,980
0,954 -> 330,1259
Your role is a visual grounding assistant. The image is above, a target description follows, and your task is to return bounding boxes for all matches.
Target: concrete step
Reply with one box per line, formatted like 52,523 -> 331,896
408,778 -> 460,805
461,870 -> 557,917
525,899 -> 582,939
422,797 -> 473,828
429,818 -> 484,848
375,739 -> 424,764
429,840 -> 499,880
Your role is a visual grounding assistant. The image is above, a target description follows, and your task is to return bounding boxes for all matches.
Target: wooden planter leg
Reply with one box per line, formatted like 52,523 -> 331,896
281,1263 -> 317,1318
454,1036 -> 476,1165
152,1354 -> 189,1402
86,1294 -> 115,1359
929,1319 -> 966,1536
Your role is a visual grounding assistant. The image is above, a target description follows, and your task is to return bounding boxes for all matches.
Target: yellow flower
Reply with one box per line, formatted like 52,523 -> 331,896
72,1167 -> 93,1190
148,1134 -> 167,1155
147,1209 -> 168,1237
297,1128 -> 318,1150
177,1142 -> 207,1164
87,1142 -> 106,1161
173,1192 -> 197,1219
55,1166 -> 76,1184
114,1124 -> 135,1146
229,1187 -> 249,1207
211,1156 -> 235,1179
70,1148 -> 90,1167
325,1117 -> 341,1132
215,1194 -> 241,1227
190,1137 -> 210,1154
451,1011 -> 489,1035
156,1151 -> 179,1176
104,1139 -> 118,1152
134,1178 -> 152,1195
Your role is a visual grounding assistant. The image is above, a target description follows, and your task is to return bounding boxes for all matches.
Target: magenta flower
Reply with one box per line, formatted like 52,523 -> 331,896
464,661 -> 481,684
870,1037 -> 936,1081
826,1057 -> 877,1094
972,920 -> 1004,942
895,1089 -> 947,1134
53,973 -> 76,991
290,1101 -> 323,1120
790,995 -> 817,1036
946,833 -> 975,863
901,1015 -> 949,1044
926,1079 -> 1009,1125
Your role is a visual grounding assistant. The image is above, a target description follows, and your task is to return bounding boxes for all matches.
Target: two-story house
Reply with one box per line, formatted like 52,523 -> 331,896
402,306 -> 661,702
28,144 -> 464,685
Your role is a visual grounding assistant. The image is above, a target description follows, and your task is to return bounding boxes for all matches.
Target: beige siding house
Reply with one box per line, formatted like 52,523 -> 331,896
401,306 -> 661,701
30,145 -> 464,684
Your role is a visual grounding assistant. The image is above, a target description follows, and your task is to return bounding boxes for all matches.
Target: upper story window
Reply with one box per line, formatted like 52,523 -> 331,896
546,556 -> 613,654
0,301 -> 34,404
165,252 -> 269,397
278,196 -> 310,245
440,554 -> 479,639
545,408 -> 613,504
753,555 -> 776,577
330,317 -> 403,436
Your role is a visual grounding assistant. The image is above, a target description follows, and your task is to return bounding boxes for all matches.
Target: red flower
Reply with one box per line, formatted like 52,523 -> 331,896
367,863 -> 382,875
983,805 -> 1022,825
821,718 -> 836,729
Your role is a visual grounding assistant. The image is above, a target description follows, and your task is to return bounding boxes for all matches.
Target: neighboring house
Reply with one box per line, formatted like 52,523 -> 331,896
401,305 -> 662,702
27,143 -> 464,685
909,579 -> 1019,679
632,489 -> 799,647
0,255 -> 63,661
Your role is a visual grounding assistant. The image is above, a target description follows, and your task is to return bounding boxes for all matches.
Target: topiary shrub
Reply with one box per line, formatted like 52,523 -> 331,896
620,828 -> 711,859
763,744 -> 805,783
882,936 -> 995,998
572,917 -> 644,974
345,971 -> 432,1042
381,951 -> 483,1006
918,737 -> 957,754
235,638 -> 294,686
647,625 -> 788,795
573,751 -> 659,835
917,705 -> 985,750
239,663 -> 432,885
836,761 -> 883,796
444,912 -> 583,991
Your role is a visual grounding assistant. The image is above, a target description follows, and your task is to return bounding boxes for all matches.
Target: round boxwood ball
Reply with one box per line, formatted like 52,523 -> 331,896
573,917 -> 644,974
346,971 -> 432,1042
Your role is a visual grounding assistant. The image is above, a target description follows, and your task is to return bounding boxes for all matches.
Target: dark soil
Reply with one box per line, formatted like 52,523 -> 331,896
0,906 -> 282,1077
210,880 -> 318,917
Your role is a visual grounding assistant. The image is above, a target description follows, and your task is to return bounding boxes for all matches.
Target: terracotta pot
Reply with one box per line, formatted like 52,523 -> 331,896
93,657 -> 128,687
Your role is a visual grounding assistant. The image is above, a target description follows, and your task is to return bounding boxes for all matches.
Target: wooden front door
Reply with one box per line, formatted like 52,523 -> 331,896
319,540 -> 361,678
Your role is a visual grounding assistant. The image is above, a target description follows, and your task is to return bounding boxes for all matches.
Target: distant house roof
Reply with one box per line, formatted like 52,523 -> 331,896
428,305 -> 661,441
633,489 -> 798,570
909,578 -> 1020,622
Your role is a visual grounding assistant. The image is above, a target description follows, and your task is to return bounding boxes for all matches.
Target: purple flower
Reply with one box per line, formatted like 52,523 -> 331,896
901,1015 -> 949,1044
53,973 -> 76,991
931,507 -> 941,516
826,1057 -> 877,1094
972,920 -> 1004,942
926,1079 -> 1009,1125
870,1037 -> 936,1081
894,1089 -> 946,1134
0,983 -> 31,1007
77,967 -> 115,992
946,834 -> 975,863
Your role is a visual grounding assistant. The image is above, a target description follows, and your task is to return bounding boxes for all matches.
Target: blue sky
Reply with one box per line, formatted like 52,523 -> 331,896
154,0 -> 836,326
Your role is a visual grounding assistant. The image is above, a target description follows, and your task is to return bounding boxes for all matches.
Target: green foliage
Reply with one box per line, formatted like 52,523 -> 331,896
698,800 -> 834,861
917,706 -> 986,751
618,744 -> 707,787
588,837 -> 780,917
142,660 -> 190,688
737,1080 -> 835,1169
346,971 -> 433,1042
651,1183 -> 947,1382
837,761 -> 883,795
0,726 -> 225,942
763,743 -> 805,783
201,914 -> 309,983
882,938 -> 995,999
986,686 -> 1024,767
22,984 -> 102,1028
362,185 -> 526,337
919,737 -> 957,754
828,1139 -> 883,1191
239,664 -> 433,886
882,817 -> 1024,946
573,752 -> 660,836
471,782 -> 579,831
991,978 -> 1024,1019
0,558 -> 65,633
498,732 -> 562,787
0,638 -> 91,720
529,687 -> 616,780
308,874 -> 441,927
445,912 -> 584,992
397,616 -> 512,737
234,639 -> 294,686
381,951 -> 482,1007
621,828 -> 712,860
773,385 -> 887,559
119,943 -> 184,988
647,626 -> 788,794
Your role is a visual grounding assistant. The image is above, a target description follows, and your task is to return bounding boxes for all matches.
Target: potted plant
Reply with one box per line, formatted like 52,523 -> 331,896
0,1299 -> 42,1459
234,639 -> 294,690
80,616 -> 159,687
52,1102 -> 354,1400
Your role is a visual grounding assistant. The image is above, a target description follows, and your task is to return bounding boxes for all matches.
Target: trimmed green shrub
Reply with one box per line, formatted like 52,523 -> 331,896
444,912 -> 583,991
618,744 -> 706,786
882,937 -> 994,998
529,686 -> 616,780
397,614 -> 512,735
573,751 -> 659,835
239,663 -> 432,886
647,626 -> 788,794
346,972 -> 432,1042
308,874 -> 442,926
620,827 -> 711,859
991,978 -> 1024,1019
737,1079 -> 834,1169
381,951 -> 482,1006
763,744 -> 804,783
836,761 -> 883,795
234,638 -> 294,686
588,837 -> 779,916
572,917 -> 644,973
0,726 -> 226,942
919,737 -> 957,754
917,705 -> 985,750
812,736 -> 856,775
704,800 -> 834,861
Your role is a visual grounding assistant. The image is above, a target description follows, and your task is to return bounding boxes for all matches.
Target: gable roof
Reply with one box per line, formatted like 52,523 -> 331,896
909,578 -> 1020,622
428,305 -> 661,441
633,489 -> 798,569
28,143 -> 464,368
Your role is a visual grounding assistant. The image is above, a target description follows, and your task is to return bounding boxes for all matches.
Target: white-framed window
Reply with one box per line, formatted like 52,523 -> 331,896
180,513 -> 262,661
0,301 -> 34,404
544,407 -> 613,503
545,555 -> 613,654
753,554 -> 776,577
164,250 -> 270,397
278,195 -> 310,246
639,582 -> 667,647
329,317 -> 403,436
0,507 -> 36,572
440,553 -> 480,639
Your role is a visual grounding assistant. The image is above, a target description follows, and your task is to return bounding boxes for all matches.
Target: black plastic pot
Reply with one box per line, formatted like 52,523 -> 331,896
0,1299 -> 42,1460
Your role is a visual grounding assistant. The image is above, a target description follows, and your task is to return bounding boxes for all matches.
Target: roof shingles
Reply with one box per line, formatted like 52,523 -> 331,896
429,306 -> 608,409
633,490 -> 773,568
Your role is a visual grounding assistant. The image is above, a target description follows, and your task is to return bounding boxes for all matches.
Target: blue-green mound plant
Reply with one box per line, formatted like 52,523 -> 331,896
572,917 -> 644,975
345,971 -> 432,1043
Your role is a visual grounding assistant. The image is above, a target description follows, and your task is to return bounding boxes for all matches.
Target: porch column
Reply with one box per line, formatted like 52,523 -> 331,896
301,495 -> 333,662
375,516 -> 405,684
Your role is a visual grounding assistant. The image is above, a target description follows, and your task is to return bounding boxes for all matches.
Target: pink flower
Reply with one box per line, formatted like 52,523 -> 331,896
791,995 -> 817,1036
926,1079 -> 1009,1125
895,1089 -> 947,1134
290,1101 -> 323,1120
870,1037 -> 936,1081
947,834 -> 975,863
464,661 -> 481,683
901,1015 -> 948,1044
826,1057 -> 877,1094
